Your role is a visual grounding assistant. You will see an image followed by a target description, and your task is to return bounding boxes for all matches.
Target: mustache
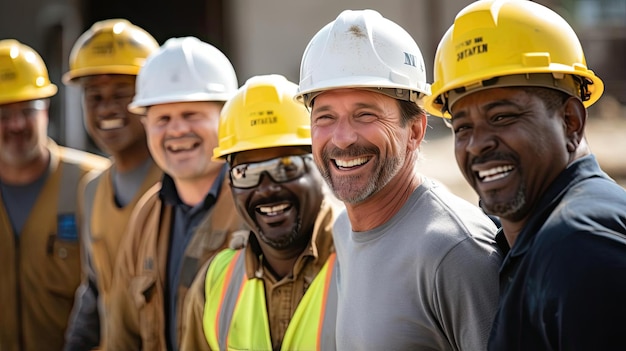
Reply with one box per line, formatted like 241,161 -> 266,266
322,145 -> 379,161
470,150 -> 517,165
249,193 -> 295,210
163,133 -> 199,142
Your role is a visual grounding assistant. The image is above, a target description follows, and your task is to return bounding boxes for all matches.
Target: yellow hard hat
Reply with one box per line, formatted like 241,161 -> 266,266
426,0 -> 604,118
0,39 -> 57,105
63,19 -> 159,85
213,74 -> 311,160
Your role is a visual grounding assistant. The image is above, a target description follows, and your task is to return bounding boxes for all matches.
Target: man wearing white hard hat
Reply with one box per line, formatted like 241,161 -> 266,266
104,36 -> 248,350
296,9 -> 501,350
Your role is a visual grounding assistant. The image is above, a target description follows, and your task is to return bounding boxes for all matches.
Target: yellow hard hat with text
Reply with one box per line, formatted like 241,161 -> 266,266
214,74 -> 311,160
426,0 -> 604,117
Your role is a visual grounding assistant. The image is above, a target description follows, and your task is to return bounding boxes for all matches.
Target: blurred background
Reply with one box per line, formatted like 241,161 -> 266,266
1,0 -> 624,203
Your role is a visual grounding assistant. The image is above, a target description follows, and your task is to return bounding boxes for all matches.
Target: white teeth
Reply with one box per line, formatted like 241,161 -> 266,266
478,165 -> 514,182
168,143 -> 195,151
258,203 -> 290,216
99,119 -> 124,130
335,157 -> 368,168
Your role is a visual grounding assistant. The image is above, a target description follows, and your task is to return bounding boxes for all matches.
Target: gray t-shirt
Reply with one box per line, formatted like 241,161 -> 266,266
112,158 -> 153,207
333,178 -> 501,351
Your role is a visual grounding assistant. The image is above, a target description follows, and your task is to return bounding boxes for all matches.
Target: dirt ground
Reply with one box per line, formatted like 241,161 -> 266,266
419,116 -> 626,205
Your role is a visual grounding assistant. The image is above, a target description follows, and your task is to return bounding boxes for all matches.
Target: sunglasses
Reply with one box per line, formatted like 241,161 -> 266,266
230,154 -> 312,189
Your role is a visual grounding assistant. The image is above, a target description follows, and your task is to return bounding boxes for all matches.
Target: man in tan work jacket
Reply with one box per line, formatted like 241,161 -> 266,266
62,19 -> 162,350
0,39 -> 109,351
104,36 -> 248,350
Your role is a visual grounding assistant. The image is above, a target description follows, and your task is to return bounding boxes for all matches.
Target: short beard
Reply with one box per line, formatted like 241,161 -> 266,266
317,147 -> 404,205
482,184 -> 527,220
257,215 -> 302,249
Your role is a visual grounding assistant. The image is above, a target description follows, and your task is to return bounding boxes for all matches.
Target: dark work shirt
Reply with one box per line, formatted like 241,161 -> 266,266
160,165 -> 226,351
0,171 -> 48,235
489,155 -> 626,351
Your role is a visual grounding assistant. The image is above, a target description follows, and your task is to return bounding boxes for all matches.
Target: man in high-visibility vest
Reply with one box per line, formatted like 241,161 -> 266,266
62,19 -> 162,350
0,39 -> 110,351
180,74 -> 343,350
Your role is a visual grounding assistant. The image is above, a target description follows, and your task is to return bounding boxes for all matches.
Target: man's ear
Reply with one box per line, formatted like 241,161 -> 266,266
408,112 -> 427,151
562,97 -> 586,153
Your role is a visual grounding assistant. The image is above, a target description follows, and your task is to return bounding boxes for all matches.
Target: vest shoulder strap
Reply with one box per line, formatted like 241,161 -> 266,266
203,249 -> 242,349
58,161 -> 84,215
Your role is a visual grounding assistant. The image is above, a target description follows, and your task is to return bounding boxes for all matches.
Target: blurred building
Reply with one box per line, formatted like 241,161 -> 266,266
1,0 -> 624,200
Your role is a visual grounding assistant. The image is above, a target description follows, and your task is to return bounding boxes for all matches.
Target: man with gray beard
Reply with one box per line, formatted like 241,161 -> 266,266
296,9 -> 502,351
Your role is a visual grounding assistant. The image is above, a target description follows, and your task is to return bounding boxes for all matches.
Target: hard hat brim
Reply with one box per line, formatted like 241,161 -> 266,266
128,92 -> 235,115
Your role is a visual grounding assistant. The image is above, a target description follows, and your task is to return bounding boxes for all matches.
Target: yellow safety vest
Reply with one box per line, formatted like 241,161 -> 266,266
203,249 -> 337,351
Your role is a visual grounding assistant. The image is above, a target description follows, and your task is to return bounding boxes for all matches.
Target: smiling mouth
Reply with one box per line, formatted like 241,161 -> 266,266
334,156 -> 370,170
477,165 -> 515,182
166,141 -> 200,152
98,118 -> 126,130
256,203 -> 292,217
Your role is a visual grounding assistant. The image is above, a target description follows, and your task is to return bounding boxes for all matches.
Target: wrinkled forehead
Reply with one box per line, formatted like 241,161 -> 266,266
311,88 -> 400,110
447,73 -> 580,112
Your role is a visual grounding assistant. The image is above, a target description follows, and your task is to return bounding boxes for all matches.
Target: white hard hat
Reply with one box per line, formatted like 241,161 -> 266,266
296,9 -> 431,107
128,36 -> 238,114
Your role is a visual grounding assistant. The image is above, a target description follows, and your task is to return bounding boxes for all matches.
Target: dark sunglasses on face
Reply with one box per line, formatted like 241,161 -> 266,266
230,154 -> 312,189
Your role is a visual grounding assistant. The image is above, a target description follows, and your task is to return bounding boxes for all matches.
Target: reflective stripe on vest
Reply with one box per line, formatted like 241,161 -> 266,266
203,249 -> 337,351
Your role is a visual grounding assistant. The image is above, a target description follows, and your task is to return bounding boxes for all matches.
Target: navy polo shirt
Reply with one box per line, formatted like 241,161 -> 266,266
160,164 -> 227,351
489,155 -> 626,351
